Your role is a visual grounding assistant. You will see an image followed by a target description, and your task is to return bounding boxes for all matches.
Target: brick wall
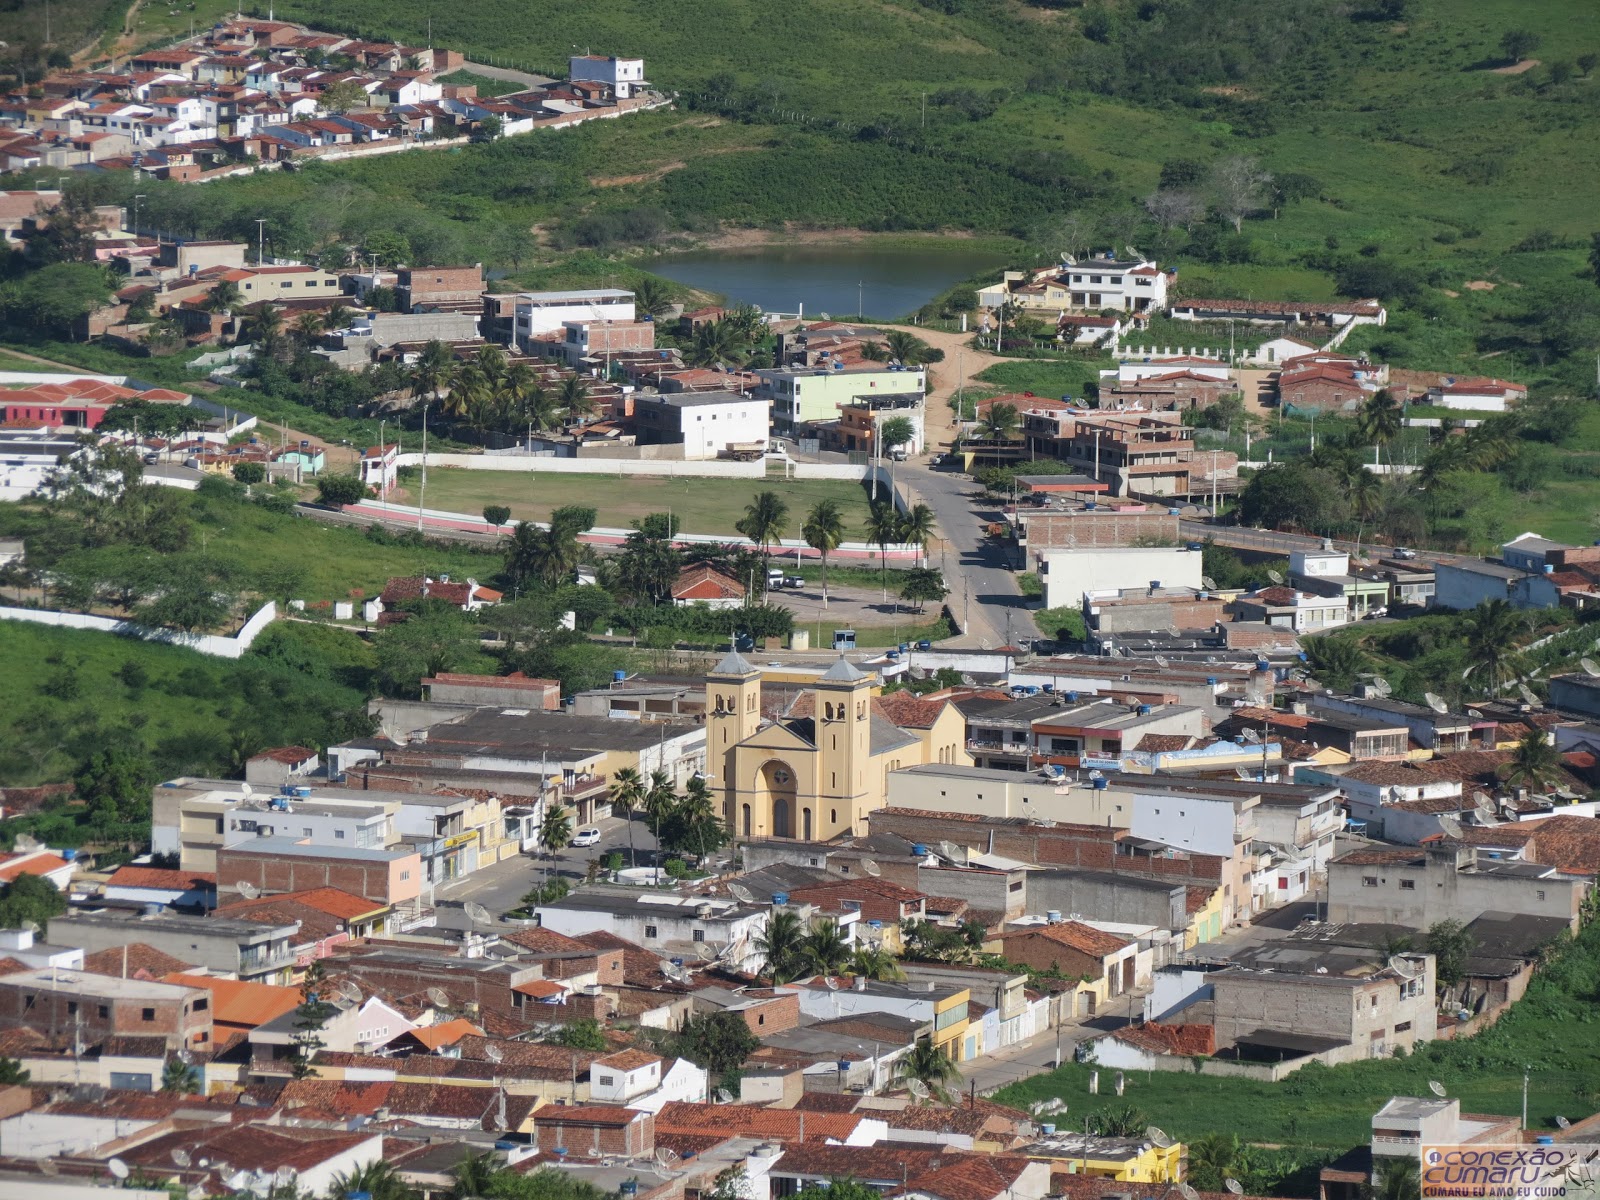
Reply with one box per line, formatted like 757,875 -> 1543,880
532,1109 -> 653,1157
1022,509 -> 1179,552
0,979 -> 210,1050
731,992 -> 800,1037
216,846 -> 418,905
1091,595 -> 1227,634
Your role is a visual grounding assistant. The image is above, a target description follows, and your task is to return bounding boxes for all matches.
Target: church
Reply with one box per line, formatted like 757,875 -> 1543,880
707,650 -> 971,842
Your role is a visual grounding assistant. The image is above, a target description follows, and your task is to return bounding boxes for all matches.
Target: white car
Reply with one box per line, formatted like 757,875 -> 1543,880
570,826 -> 602,848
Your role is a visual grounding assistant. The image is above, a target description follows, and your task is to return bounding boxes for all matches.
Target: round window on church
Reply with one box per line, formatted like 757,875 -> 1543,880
773,768 -> 791,785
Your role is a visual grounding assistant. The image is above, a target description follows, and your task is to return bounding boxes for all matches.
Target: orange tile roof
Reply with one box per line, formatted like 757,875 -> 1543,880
406,1017 -> 484,1050
594,1048 -> 662,1071
895,1155 -> 1036,1200
0,852 -> 70,883
655,1101 -> 864,1142
512,979 -> 570,999
82,943 -> 198,979
107,865 -> 215,891
1110,1021 -> 1215,1057
999,920 -> 1131,957
164,973 -> 301,1028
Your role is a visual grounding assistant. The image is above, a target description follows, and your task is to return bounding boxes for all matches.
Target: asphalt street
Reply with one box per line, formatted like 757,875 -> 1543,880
904,462 -> 1029,650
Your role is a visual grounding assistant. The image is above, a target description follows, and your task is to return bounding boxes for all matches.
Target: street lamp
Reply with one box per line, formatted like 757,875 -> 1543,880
132,193 -> 145,237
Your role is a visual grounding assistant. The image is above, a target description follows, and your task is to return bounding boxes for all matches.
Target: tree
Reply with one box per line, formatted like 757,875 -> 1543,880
540,803 -> 573,851
1359,388 -> 1404,458
633,276 -> 674,317
450,1150 -> 499,1200
756,909 -> 808,983
978,403 -> 1020,443
848,946 -> 904,981
412,339 -> 454,405
885,330 -> 939,366
1500,29 -> 1541,64
239,302 -> 285,358
1462,598 -> 1522,697
1373,1157 -> 1420,1200
0,873 -> 68,930
801,918 -> 851,977
897,1038 -> 959,1102
667,1011 -> 759,1082
802,500 -> 846,607
1578,52 -> 1598,77
1549,60 -> 1576,87
288,960 -> 337,1080
476,114 -> 503,141
291,309 -> 325,348
642,769 -> 679,851
1270,172 -> 1322,216
608,767 -> 646,868
327,1159 -> 415,1200
232,462 -> 266,485
74,742 -> 156,816
1144,188 -> 1204,231
865,502 -> 903,599
559,373 -> 593,423
482,504 -> 512,530
1207,154 -> 1273,233
1237,463 -> 1349,535
206,279 -> 242,313
552,1017 -> 609,1051
504,520 -> 580,592
658,774 -> 728,860
1427,919 -> 1475,992
319,78 -> 371,113
899,567 -> 949,614
898,504 -> 937,567
1187,1133 -> 1241,1192
1304,636 -> 1369,692
1503,728 -> 1563,790
0,262 -> 114,338
316,474 -> 367,507
735,492 -> 789,581
879,415 -> 915,456
161,1056 -> 199,1094
0,1058 -> 29,1085
1088,1105 -> 1150,1137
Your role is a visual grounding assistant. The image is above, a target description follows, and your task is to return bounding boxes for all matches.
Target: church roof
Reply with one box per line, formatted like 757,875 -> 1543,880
710,648 -> 758,677
869,713 -> 920,755
819,655 -> 870,684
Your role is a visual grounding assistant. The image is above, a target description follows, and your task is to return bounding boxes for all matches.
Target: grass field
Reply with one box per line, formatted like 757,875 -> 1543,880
410,470 -> 880,538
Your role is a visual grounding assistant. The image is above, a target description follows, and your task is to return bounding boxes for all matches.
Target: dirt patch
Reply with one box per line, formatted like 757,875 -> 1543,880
1440,289 -> 1460,298
1490,58 -> 1539,74
82,0 -> 144,66
590,161 -> 686,188
1202,85 -> 1260,99
1464,280 -> 1496,291
693,224 -> 981,251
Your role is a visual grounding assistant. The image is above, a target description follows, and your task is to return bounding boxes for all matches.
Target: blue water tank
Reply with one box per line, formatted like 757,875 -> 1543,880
1537,1136 -> 1555,1145
292,785 -> 312,798
613,669 -> 627,682
1206,677 -> 1218,685
495,1140 -> 519,1151
912,843 -> 928,856
868,919 -> 883,929
61,849 -> 77,862
1092,777 -> 1108,790
1255,659 -> 1271,671
772,892 -> 789,905
1138,704 -> 1151,715
837,1060 -> 852,1071
1041,1123 -> 1057,1135
552,1147 -> 568,1158
1066,691 -> 1079,701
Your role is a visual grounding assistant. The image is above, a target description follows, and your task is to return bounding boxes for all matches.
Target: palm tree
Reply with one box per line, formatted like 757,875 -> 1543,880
800,918 -> 852,977
539,802 -> 573,851
1503,728 -> 1563,790
503,520 -> 579,591
633,276 -> 673,317
859,339 -> 889,362
1360,387 -> 1403,460
1186,1132 -> 1241,1192
848,945 -> 904,982
160,1056 -> 198,1094
885,329 -> 933,365
802,499 -> 846,607
642,769 -> 678,856
559,373 -> 593,424
979,403 -> 1020,443
1373,1157 -> 1420,1200
755,909 -> 807,984
736,491 -> 789,583
450,1150 -> 499,1200
1463,598 -> 1522,697
1305,636 -> 1369,692
205,279 -> 242,313
865,502 -> 903,601
325,301 -> 353,331
897,1037 -> 959,1103
688,319 -> 742,367
608,767 -> 646,868
328,1159 -> 415,1200
473,343 -> 508,389
898,502 -> 936,567
411,339 -> 454,407
240,301 -> 284,358
1349,467 -> 1382,549
291,309 -> 325,348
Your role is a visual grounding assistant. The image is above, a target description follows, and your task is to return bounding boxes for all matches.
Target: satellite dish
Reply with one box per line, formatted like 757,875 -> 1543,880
655,1147 -> 681,1168
861,859 -> 881,877
1266,569 -> 1284,585
824,976 -> 839,991
108,1159 -> 130,1180
1146,1126 -> 1174,1149
237,880 -> 261,899
695,943 -> 716,961
427,986 -> 451,1008
13,833 -> 39,851
714,1088 -> 734,1104
172,1148 -> 192,1168
1388,956 -> 1418,979
240,783 -> 252,797
728,883 -> 756,905
336,979 -> 363,1003
1201,576 -> 1218,591
819,312 -> 831,321
20,919 -> 40,935
1424,692 -> 1449,714
484,1043 -> 505,1064
1518,683 -> 1539,706
1225,1180 -> 1245,1195
465,901 -> 494,926
1557,1116 -> 1571,1130
1583,658 -> 1600,678
906,1078 -> 930,1100
1179,1185 -> 1200,1200
1429,1080 -> 1447,1098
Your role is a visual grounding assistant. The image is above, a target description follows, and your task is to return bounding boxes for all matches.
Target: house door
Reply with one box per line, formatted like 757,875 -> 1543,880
772,798 -> 792,839
1122,957 -> 1135,993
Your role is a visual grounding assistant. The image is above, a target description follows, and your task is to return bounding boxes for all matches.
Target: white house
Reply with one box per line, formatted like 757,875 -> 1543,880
251,994 -> 414,1056
979,255 -> 1169,314
514,289 -> 636,349
1433,559 -> 1560,612
1424,376 -> 1527,411
1038,545 -> 1204,609
535,888 -> 770,975
1114,355 -> 1233,386
359,441 -> 397,492
569,55 -> 647,98
633,390 -> 770,460
589,1048 -> 664,1104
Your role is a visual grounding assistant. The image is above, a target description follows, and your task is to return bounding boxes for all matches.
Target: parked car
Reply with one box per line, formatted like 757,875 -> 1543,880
570,827 -> 602,848
1393,547 -> 1418,560
782,575 -> 806,589
916,639 -> 932,651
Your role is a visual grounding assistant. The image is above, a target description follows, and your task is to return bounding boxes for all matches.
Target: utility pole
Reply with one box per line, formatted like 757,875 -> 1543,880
379,418 -> 387,520
417,403 -> 429,532
1522,1067 -> 1530,1131
254,218 -> 267,266
857,280 -> 864,320
920,93 -> 926,129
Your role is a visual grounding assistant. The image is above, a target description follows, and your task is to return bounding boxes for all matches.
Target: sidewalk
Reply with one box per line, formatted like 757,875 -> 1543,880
958,986 -> 1152,1097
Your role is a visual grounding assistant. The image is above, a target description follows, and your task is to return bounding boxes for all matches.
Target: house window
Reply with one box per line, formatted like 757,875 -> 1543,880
193,998 -> 208,1011
757,1013 -> 765,1026
303,827 -> 313,836
335,829 -> 346,839
1537,890 -> 1546,900
597,1074 -> 614,1086
143,1008 -> 156,1022
1399,880 -> 1416,891
67,1001 -> 78,1015
692,929 -> 706,942
1362,876 -> 1379,888
99,1005 -> 110,1019
1394,1021 -> 1412,1033
644,924 -> 658,939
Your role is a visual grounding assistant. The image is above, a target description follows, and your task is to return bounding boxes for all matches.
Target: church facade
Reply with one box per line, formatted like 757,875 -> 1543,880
707,651 -> 970,843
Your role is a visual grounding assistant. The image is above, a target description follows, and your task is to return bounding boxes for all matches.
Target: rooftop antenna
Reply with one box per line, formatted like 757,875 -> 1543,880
1146,1127 -> 1174,1148
1178,1185 -> 1200,1200
39,1159 -> 59,1175
1424,692 -> 1449,715
1517,683 -> 1540,706
236,880 -> 260,899
275,1167 -> 299,1188
1429,1080 -> 1447,1098
240,783 -> 252,797
728,883 -> 756,904
484,1043 -> 505,1064
861,859 -> 881,877
1201,576 -> 1218,591
714,1088 -> 734,1104
1225,1181 -> 1245,1195
1388,956 -> 1419,979
655,1148 -> 681,1168
108,1159 -> 130,1180
464,901 -> 494,926
824,976 -> 839,991
695,943 -> 716,961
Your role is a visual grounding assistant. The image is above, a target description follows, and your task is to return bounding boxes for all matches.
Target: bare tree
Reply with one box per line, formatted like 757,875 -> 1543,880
1207,155 -> 1274,233
1029,210 -> 1102,258
1144,188 -> 1204,231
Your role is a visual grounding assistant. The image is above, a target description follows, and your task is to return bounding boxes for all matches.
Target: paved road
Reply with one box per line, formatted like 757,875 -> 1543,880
1179,518 -> 1473,569
460,61 -> 554,90
906,462 -> 1027,649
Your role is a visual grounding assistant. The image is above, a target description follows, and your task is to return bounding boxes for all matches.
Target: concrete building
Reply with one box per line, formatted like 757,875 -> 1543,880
755,364 -> 926,434
632,390 -> 770,459
1551,672 -> 1600,718
569,55 -> 648,98
216,838 -> 423,909
977,255 -> 1169,314
47,910 -> 300,985
787,975 -> 976,1061
1037,545 -> 1204,609
535,887 -> 769,976
1433,559 -> 1560,612
1310,694 -> 1493,753
1084,586 -> 1227,637
0,968 -> 211,1052
1230,585 -> 1350,632
1327,843 -> 1589,930
234,264 -> 341,300
396,264 -> 484,312
513,289 -> 635,349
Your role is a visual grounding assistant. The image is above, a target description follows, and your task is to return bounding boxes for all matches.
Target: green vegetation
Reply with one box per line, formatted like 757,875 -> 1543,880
998,906 -> 1600,1151
1033,604 -> 1087,645
968,358 -> 1112,407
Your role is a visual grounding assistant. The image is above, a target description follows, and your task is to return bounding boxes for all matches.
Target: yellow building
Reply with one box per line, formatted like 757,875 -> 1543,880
707,651 -> 970,842
1029,1134 -> 1187,1184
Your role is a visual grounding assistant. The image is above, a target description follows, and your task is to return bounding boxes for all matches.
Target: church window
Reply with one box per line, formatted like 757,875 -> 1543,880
772,767 -> 791,785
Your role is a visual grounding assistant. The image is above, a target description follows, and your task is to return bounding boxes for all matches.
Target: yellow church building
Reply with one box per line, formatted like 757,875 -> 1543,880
707,650 -> 972,842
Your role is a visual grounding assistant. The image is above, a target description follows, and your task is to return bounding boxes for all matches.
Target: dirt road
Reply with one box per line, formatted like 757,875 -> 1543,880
876,323 -> 1013,447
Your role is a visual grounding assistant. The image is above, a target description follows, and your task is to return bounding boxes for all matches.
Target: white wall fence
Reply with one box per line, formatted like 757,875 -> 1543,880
391,454 -> 909,497
0,602 -> 276,659
0,371 -> 125,386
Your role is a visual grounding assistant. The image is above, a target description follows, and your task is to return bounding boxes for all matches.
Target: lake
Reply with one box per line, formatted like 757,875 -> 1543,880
650,244 -> 1007,320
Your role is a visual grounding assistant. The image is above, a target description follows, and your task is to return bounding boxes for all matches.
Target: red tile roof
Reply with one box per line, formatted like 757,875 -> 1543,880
999,920 -> 1131,957
406,1017 -> 484,1050
107,865 -> 215,891
164,973 -> 301,1028
0,852 -> 70,883
672,564 -> 746,602
253,744 -> 316,764
655,1101 -> 865,1142
1110,1021 -> 1215,1057
81,943 -> 198,979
